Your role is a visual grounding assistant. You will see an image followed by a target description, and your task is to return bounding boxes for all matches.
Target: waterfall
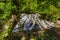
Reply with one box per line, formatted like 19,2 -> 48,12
12,13 -> 54,32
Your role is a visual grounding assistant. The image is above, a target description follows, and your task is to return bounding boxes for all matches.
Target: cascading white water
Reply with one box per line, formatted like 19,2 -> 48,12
12,13 -> 54,32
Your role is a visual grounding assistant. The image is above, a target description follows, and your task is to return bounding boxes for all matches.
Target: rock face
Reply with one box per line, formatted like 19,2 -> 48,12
12,13 -> 54,32
54,20 -> 60,35
54,20 -> 60,28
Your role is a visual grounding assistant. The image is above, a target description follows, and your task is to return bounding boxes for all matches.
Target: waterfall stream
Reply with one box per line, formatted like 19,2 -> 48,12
12,13 -> 54,32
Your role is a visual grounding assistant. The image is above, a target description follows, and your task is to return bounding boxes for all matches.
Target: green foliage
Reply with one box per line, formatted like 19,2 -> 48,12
0,1 -> 17,23
0,0 -> 59,20
17,0 -> 60,20
18,0 -> 38,13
